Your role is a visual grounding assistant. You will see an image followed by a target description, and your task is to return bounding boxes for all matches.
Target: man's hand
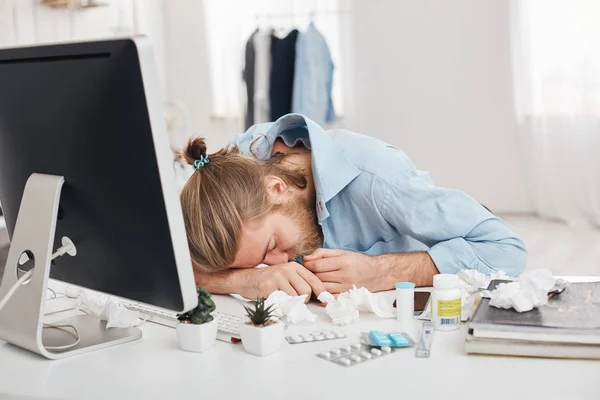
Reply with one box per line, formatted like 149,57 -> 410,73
194,262 -> 325,302
304,249 -> 439,294
303,249 -> 385,294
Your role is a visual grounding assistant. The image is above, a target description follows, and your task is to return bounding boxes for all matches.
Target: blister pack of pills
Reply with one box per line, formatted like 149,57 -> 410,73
361,331 -> 416,348
285,330 -> 347,344
316,342 -> 396,367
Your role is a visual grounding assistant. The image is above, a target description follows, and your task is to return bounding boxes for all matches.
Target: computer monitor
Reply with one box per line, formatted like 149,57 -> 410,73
0,37 -> 197,358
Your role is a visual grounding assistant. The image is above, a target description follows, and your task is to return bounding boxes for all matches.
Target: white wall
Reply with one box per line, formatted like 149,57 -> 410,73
163,0 -> 241,152
0,0 -> 167,96
343,0 -> 531,213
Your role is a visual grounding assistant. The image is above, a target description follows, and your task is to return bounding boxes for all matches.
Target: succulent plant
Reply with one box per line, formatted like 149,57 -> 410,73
177,287 -> 216,325
244,297 -> 277,326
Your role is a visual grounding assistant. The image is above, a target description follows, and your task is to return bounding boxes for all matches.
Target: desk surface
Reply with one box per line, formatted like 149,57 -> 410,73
1,277 -> 600,400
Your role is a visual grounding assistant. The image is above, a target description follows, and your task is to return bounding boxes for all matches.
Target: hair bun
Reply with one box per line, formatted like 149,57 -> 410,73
182,137 -> 208,166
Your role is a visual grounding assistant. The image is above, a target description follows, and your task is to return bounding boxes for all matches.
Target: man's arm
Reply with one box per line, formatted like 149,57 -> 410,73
303,249 -> 438,293
375,251 -> 439,288
373,173 -> 528,277
193,262 -> 326,300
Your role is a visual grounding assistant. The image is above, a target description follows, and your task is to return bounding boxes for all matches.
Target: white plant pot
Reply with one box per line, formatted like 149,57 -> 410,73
239,321 -> 284,357
176,319 -> 218,353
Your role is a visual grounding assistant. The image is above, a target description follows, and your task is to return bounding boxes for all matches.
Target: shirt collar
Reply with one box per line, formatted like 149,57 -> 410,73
235,114 -> 360,222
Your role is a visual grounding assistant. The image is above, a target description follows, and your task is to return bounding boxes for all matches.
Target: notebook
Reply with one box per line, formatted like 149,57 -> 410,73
468,280 -> 600,345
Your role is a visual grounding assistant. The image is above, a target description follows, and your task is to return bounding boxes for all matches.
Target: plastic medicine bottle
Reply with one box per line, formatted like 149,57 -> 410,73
431,274 -> 461,331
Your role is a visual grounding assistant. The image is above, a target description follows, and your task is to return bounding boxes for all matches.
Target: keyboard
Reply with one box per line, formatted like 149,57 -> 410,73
120,300 -> 244,343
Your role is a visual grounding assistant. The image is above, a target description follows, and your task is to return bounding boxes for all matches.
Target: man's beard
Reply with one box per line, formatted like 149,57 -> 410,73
282,195 -> 323,260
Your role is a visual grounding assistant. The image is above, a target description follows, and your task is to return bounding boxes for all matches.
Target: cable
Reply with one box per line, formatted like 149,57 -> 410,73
0,269 -> 33,313
43,323 -> 80,351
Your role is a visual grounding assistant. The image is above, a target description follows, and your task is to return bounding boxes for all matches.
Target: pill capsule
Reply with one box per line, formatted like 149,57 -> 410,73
330,349 -> 342,356
360,351 -> 372,359
314,335 -> 325,341
336,332 -> 347,339
325,333 -> 335,340
350,355 -> 362,362
289,335 -> 302,343
338,357 -> 352,366
352,343 -> 362,349
318,352 -> 331,359
371,348 -> 382,356
342,346 -> 352,353
302,335 -> 314,342
381,346 -> 392,353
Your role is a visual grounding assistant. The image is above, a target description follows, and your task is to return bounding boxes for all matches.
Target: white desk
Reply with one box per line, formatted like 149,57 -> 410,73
1,278 -> 599,400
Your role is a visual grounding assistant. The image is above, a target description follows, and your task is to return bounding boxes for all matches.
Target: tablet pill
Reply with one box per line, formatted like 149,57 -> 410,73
314,335 -> 325,341
371,348 -> 382,356
325,333 -> 335,340
342,346 -> 352,353
360,351 -> 372,359
336,332 -> 347,338
381,346 -> 392,353
338,357 -> 351,366
352,343 -> 362,349
330,349 -> 342,356
350,355 -> 362,362
289,335 -> 302,343
318,352 -> 331,359
302,335 -> 314,342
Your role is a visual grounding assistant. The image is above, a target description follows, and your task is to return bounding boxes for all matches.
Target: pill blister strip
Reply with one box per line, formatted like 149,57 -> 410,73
316,343 -> 396,367
360,332 -> 416,348
285,330 -> 347,344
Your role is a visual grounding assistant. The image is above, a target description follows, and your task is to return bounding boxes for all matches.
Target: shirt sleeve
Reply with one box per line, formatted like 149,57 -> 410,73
372,171 -> 527,276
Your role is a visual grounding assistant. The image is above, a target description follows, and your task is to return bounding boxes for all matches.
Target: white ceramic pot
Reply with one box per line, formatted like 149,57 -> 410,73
239,321 -> 284,357
175,319 -> 218,353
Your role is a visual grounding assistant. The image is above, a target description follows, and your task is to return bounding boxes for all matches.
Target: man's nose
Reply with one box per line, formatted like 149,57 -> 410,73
264,251 -> 289,265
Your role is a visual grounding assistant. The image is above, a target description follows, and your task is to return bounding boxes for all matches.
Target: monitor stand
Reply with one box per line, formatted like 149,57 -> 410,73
0,173 -> 142,359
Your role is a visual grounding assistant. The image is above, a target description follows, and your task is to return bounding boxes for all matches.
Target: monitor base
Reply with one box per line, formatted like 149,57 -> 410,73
0,173 -> 142,359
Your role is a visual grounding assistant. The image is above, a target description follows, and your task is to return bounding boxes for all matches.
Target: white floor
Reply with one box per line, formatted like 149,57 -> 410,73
501,214 -> 600,277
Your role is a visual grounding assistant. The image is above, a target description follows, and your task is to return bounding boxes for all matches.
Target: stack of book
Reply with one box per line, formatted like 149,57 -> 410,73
466,280 -> 600,359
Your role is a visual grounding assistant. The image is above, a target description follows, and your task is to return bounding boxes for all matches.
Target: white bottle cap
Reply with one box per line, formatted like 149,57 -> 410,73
433,274 -> 459,289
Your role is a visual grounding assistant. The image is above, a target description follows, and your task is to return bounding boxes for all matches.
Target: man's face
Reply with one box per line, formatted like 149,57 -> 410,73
230,194 -> 322,268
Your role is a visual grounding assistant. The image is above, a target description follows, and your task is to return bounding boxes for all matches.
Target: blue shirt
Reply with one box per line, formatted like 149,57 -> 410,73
234,114 -> 527,276
292,23 -> 335,124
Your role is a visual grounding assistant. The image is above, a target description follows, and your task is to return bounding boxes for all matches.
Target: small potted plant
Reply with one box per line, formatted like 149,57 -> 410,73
239,297 -> 284,357
175,287 -> 217,353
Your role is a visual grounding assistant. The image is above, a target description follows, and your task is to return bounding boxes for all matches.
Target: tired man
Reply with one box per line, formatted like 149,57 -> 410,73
180,114 -> 526,300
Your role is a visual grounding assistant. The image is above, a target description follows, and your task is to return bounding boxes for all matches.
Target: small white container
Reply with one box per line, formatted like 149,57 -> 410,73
395,282 -> 415,331
431,274 -> 461,331
239,320 -> 284,357
176,319 -> 218,353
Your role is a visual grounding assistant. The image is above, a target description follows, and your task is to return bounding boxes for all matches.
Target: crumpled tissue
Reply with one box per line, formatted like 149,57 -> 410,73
264,291 -> 317,323
318,286 -> 395,325
488,269 -> 566,313
72,290 -> 143,329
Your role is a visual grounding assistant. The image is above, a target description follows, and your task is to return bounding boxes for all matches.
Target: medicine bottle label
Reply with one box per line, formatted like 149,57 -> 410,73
436,298 -> 460,324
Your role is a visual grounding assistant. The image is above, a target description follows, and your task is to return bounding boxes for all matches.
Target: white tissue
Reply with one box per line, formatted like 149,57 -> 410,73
265,291 -> 317,323
76,291 -> 142,329
317,286 -> 395,325
488,269 -> 557,312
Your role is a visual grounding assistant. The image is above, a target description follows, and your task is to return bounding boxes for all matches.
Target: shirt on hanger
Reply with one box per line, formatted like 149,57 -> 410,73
292,23 -> 336,125
269,29 -> 299,121
253,30 -> 273,124
242,29 -> 258,129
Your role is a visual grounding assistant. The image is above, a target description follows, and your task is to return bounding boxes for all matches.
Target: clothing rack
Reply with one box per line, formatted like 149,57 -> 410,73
254,10 -> 351,19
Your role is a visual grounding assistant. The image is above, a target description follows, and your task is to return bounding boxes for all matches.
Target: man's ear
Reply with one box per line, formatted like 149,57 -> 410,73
264,175 -> 288,204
